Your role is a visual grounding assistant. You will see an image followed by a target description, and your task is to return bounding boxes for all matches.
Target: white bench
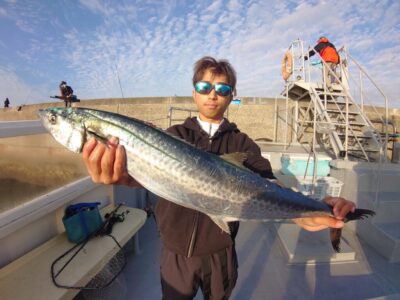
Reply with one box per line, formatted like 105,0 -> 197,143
0,205 -> 147,300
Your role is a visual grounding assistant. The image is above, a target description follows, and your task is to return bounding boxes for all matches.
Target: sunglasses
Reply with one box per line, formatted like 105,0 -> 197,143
194,81 -> 233,97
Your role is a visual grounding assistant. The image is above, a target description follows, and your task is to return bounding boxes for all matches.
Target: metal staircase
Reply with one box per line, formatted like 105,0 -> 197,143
278,40 -> 399,264
282,39 -> 388,161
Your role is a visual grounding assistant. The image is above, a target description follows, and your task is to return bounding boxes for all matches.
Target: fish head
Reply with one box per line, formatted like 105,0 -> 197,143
38,107 -> 87,153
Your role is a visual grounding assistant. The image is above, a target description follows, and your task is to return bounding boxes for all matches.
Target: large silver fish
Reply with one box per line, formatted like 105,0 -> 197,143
38,107 -> 374,251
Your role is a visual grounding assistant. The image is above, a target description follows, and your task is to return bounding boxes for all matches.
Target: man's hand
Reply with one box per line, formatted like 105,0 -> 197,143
82,137 -> 140,187
293,197 -> 356,231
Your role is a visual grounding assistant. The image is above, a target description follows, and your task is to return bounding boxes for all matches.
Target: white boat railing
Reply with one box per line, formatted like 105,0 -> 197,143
0,176 -> 97,239
0,121 -> 106,267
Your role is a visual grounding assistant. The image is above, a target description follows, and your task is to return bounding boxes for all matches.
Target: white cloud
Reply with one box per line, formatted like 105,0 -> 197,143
1,0 -> 399,107
0,68 -> 50,106
79,0 -> 112,16
0,7 -> 7,17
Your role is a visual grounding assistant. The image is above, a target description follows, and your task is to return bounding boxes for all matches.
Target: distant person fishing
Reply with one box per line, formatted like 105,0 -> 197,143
4,97 -> 10,108
51,81 -> 80,107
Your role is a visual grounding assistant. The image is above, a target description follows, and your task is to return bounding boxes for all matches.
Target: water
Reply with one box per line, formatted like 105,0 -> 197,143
0,178 -> 50,212
0,134 -> 89,213
0,170 -> 87,213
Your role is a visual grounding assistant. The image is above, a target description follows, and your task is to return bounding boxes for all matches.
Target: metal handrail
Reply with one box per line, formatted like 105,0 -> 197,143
167,106 -> 198,127
341,49 -> 389,158
309,43 -> 387,160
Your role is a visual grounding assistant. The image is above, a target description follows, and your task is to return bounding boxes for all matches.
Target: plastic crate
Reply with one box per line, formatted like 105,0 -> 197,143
297,176 -> 343,200
324,177 -> 344,198
281,154 -> 331,177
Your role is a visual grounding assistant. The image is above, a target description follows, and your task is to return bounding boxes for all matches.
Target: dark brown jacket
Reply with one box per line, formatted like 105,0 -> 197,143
155,117 -> 275,257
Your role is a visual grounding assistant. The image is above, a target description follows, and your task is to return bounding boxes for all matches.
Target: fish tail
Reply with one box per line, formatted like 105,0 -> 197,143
330,208 -> 375,252
330,228 -> 342,252
344,208 -> 376,222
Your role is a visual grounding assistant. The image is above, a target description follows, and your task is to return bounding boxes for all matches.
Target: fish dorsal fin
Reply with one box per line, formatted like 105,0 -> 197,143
220,152 -> 248,169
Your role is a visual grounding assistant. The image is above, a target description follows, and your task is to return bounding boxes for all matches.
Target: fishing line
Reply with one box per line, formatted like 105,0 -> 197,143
50,205 -> 129,290
115,64 -> 125,99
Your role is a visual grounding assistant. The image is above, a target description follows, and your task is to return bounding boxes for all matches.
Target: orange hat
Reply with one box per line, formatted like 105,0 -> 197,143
318,36 -> 329,43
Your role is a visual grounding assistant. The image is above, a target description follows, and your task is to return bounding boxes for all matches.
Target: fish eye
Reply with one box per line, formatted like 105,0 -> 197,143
49,114 -> 57,124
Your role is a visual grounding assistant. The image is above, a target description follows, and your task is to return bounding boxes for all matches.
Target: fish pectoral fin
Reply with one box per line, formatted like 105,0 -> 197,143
87,129 -> 108,144
209,215 -> 232,234
220,152 -> 248,169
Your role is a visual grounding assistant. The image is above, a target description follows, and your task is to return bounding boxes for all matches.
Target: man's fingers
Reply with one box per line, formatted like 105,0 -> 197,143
315,216 -> 344,228
87,142 -> 107,182
332,199 -> 347,218
296,197 -> 357,232
81,136 -> 129,185
114,145 -> 128,179
295,216 -> 344,231
100,144 -> 117,184
108,136 -> 119,147
337,202 -> 356,219
293,218 -> 328,231
82,138 -> 97,161
323,196 -> 337,207
324,196 -> 356,219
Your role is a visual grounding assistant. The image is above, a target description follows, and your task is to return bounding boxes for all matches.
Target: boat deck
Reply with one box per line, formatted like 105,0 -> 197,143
77,216 -> 400,300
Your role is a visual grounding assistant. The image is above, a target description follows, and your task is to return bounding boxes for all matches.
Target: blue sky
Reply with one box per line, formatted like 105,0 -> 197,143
0,0 -> 399,107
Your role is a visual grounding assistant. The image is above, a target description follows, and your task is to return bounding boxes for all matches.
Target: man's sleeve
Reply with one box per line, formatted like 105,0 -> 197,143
314,42 -> 325,54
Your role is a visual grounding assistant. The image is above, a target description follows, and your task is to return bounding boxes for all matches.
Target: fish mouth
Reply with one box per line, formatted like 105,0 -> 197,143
37,109 -> 46,118
37,109 -> 49,127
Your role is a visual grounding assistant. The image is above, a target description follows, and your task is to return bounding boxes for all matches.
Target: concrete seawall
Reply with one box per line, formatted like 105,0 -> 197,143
0,97 -> 289,142
1,96 -> 399,141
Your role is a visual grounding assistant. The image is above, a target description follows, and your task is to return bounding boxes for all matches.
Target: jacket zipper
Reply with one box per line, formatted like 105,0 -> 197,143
209,129 -> 221,147
186,212 -> 199,257
186,126 -> 219,257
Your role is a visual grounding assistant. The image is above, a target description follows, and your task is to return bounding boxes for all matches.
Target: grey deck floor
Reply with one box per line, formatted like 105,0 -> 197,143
79,216 -> 400,300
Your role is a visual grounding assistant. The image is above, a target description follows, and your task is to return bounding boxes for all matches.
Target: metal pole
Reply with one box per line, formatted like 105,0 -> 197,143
385,97 -> 389,163
274,97 -> 278,142
360,71 -> 364,112
284,84 -> 289,150
345,93 -> 349,159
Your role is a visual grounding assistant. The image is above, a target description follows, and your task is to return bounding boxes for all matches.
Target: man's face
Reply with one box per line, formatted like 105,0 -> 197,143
192,69 -> 233,124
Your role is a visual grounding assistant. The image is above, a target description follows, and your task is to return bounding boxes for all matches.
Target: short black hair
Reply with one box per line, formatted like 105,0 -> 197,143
192,56 -> 237,92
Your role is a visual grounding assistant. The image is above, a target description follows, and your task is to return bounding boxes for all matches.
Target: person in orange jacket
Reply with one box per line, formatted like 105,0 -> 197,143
305,37 -> 340,91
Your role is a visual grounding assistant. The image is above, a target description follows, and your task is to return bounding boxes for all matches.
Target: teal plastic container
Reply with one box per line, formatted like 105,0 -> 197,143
62,202 -> 103,243
280,154 -> 331,177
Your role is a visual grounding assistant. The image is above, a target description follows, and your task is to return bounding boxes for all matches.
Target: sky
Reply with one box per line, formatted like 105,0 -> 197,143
0,0 -> 399,108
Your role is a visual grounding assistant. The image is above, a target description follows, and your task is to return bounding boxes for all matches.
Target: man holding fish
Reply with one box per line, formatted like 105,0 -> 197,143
80,57 -> 357,300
